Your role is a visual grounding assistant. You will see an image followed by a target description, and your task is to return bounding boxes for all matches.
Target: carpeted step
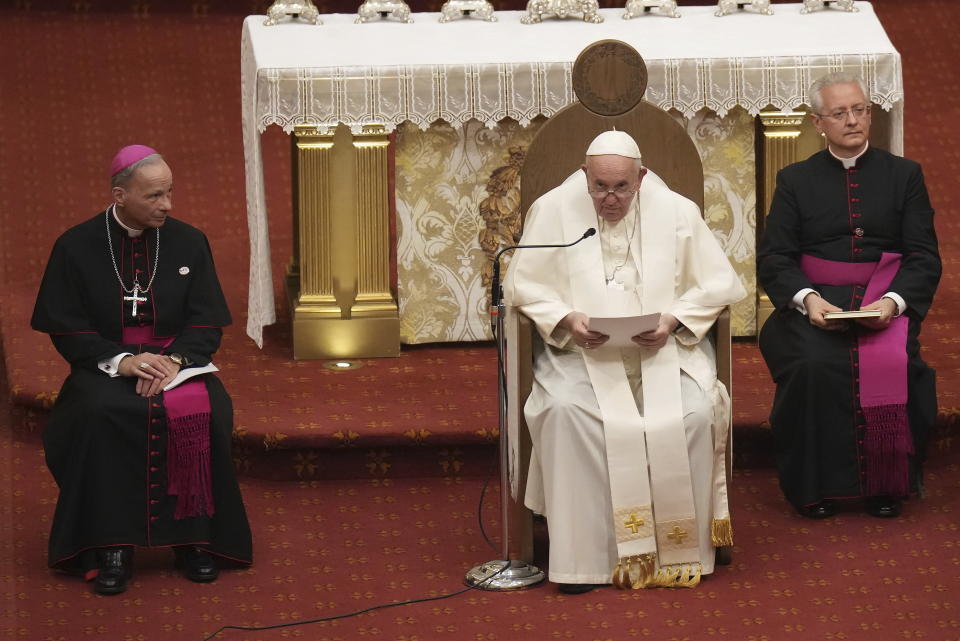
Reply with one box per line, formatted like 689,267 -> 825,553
6,278 -> 956,481
3,273 -> 777,479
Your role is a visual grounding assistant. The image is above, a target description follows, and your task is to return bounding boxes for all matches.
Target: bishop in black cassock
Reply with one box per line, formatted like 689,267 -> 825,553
758,75 -> 940,520
31,145 -> 252,595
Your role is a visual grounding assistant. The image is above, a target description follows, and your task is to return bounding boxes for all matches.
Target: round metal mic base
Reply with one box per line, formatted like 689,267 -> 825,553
465,559 -> 546,590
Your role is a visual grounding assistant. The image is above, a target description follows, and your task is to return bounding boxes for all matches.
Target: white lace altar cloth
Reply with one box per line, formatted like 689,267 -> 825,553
241,2 -> 902,346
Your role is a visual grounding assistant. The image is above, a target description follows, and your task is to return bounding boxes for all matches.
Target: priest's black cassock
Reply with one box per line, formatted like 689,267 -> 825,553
32,209 -> 253,571
758,147 -> 940,509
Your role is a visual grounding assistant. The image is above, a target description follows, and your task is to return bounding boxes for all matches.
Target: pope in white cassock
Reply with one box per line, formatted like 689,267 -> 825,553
504,131 -> 746,593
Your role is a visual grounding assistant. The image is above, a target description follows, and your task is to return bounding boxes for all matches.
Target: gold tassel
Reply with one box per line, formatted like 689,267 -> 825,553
648,563 -> 702,589
612,559 -> 629,590
711,517 -> 733,547
631,553 -> 655,589
611,554 -> 656,590
612,557 -> 702,590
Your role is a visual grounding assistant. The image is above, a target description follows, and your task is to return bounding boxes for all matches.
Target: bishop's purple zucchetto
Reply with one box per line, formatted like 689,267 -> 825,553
110,144 -> 159,176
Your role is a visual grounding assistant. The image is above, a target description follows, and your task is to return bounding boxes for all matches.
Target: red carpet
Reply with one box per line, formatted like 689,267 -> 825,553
3,385 -> 959,641
2,1 -> 960,640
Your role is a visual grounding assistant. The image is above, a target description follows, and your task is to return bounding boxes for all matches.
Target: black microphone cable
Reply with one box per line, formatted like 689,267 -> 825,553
197,229 -> 599,640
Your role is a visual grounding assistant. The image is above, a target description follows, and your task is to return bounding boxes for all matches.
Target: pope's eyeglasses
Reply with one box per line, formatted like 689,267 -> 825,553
587,187 -> 638,200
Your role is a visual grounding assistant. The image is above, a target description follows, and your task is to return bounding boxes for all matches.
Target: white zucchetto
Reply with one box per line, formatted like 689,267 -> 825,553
585,130 -> 642,161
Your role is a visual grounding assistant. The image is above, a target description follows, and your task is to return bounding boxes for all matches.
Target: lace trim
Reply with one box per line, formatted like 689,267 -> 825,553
252,55 -> 902,134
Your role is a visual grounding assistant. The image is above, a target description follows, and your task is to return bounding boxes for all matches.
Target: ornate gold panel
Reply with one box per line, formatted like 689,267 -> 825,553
288,124 -> 400,359
352,125 -> 396,315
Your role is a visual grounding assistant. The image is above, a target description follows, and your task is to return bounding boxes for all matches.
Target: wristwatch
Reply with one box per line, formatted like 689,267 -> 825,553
167,353 -> 186,367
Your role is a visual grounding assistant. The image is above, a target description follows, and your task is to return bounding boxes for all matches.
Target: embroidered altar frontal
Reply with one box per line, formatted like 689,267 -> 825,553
394,111 -> 757,342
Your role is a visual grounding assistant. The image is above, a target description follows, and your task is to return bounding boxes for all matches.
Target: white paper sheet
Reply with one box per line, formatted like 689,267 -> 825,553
163,362 -> 220,391
588,313 -> 661,348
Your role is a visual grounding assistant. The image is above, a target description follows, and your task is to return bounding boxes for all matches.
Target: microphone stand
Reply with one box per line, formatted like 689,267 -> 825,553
465,229 -> 595,591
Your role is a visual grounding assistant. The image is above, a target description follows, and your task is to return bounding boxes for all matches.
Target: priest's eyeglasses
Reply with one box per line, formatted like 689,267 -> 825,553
588,187 -> 638,200
819,104 -> 872,121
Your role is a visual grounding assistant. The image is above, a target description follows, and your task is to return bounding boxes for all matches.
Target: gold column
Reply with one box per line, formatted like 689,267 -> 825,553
756,110 -> 809,330
352,125 -> 397,318
288,124 -> 400,359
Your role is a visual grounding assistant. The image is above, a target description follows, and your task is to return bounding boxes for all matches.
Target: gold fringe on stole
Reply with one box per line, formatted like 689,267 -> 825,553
612,554 -> 656,589
647,564 -> 701,589
711,517 -> 733,547
612,555 -> 701,589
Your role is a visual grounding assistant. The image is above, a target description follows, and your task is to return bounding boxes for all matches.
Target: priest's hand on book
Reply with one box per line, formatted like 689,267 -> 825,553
854,297 -> 897,330
119,353 -> 180,397
803,293 -> 848,331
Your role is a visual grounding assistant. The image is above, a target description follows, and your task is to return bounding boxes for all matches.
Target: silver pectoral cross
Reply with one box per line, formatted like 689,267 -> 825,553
124,284 -> 147,317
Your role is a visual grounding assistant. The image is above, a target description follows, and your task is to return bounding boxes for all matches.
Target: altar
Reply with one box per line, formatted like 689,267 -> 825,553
241,2 -> 903,354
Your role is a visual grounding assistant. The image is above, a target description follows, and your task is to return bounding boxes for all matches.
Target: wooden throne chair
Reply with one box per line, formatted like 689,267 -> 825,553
503,40 -> 733,567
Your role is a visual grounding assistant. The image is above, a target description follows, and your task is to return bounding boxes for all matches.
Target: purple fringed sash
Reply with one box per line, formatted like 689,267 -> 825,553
123,327 -> 215,519
799,253 -> 912,497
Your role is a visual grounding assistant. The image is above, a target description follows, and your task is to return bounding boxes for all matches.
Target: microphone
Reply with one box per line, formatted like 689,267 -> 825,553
490,227 -> 596,311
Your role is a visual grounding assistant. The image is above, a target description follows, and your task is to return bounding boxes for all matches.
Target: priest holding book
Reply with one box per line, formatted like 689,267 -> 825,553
758,72 -> 941,520
31,145 -> 252,595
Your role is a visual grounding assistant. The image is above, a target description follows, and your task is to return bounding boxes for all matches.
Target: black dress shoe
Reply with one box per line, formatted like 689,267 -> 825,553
558,583 -> 596,594
174,546 -> 219,582
93,546 -> 133,595
865,496 -> 901,518
715,546 -> 733,566
799,500 -> 836,519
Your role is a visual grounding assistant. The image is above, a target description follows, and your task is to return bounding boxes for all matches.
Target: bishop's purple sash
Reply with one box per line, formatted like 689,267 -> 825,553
123,327 -> 214,519
799,253 -> 912,497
